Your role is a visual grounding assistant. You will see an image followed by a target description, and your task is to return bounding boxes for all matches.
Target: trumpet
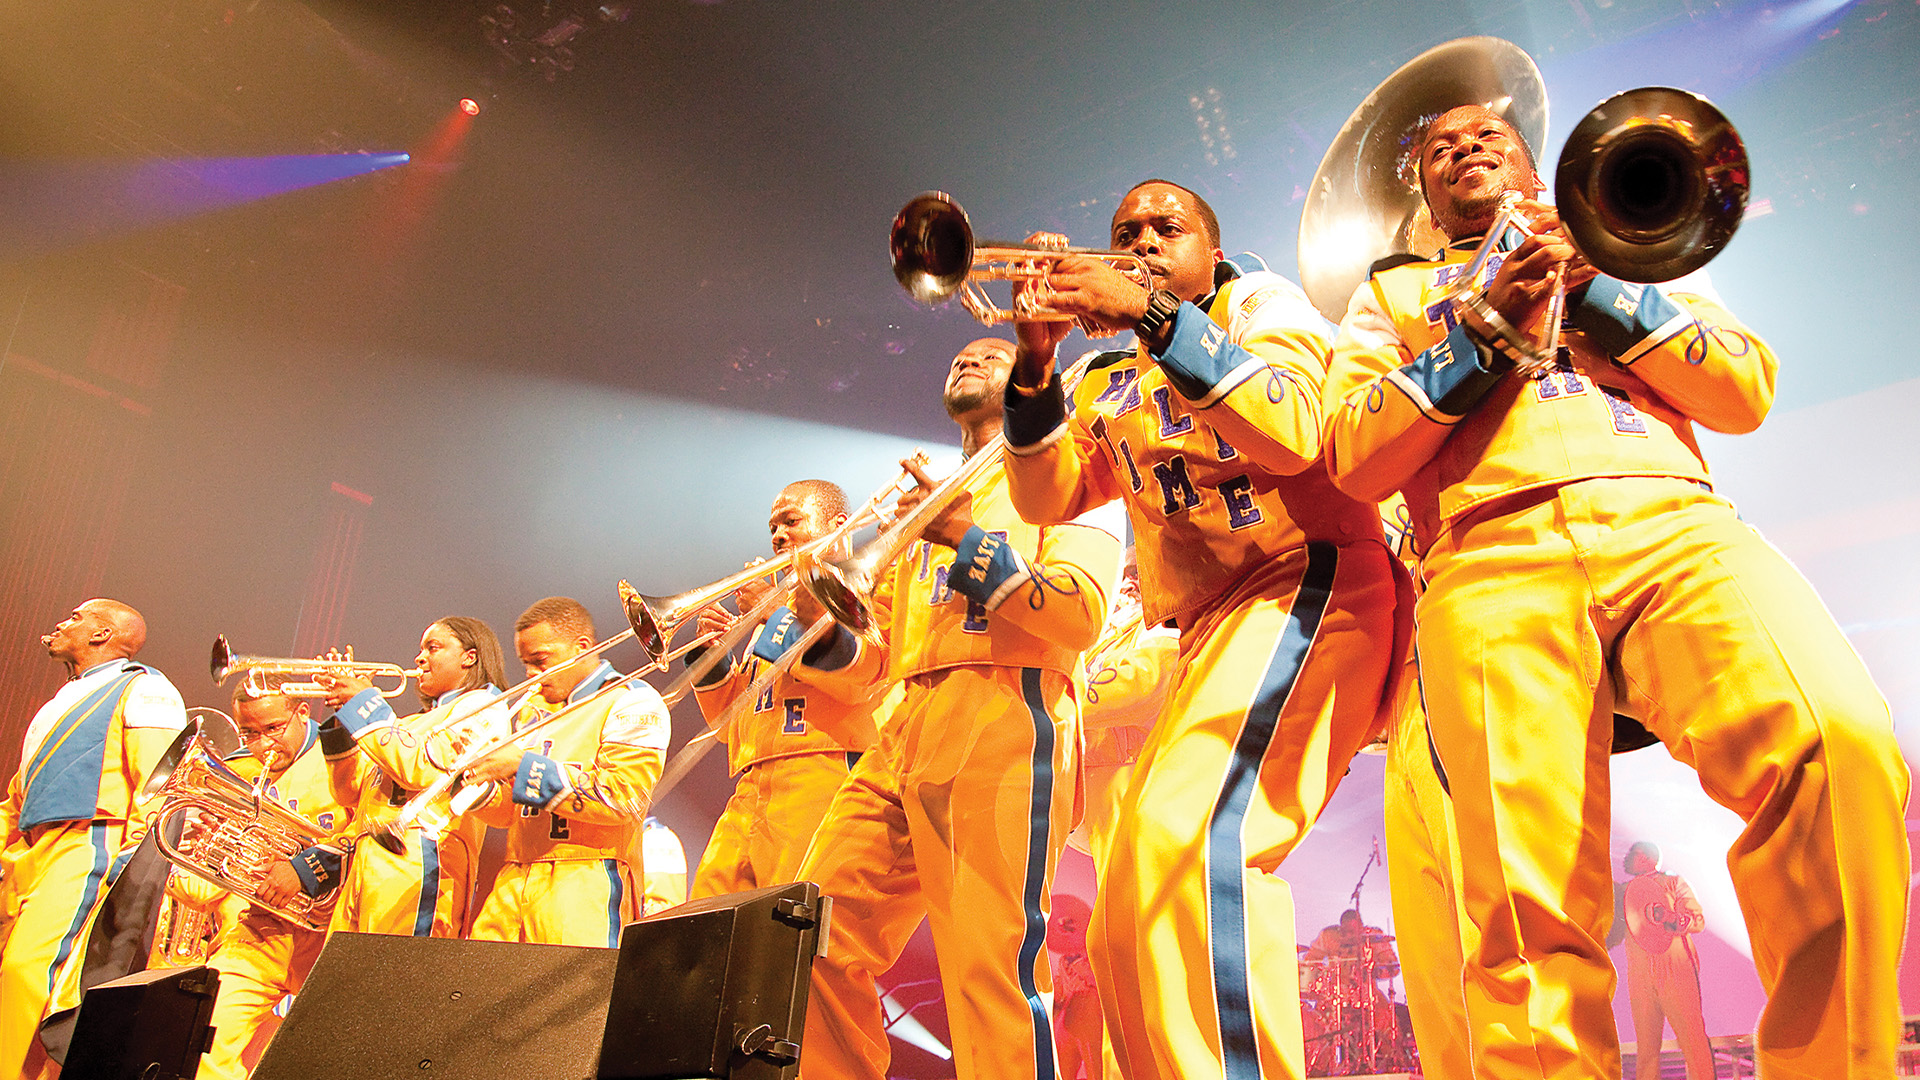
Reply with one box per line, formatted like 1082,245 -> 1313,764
210,636 -> 416,700
891,192 -> 1151,336
619,454 -> 928,659
797,353 -> 1100,637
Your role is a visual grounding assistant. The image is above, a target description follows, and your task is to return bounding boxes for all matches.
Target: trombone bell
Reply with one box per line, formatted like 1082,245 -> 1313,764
1555,87 -> 1747,283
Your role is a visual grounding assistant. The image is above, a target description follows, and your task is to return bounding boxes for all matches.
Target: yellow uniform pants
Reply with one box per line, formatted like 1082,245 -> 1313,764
1382,664 -> 1475,1080
1625,937 -> 1712,1080
690,751 -> 854,900
1417,476 -> 1910,1080
1091,541 -> 1403,1080
197,911 -> 326,1080
470,858 -> 636,948
328,825 -> 475,938
796,665 -> 1075,1080
0,822 -> 125,1080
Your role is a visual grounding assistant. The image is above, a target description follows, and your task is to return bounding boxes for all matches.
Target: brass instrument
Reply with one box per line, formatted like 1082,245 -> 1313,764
1299,37 -> 1748,372
210,636 -> 416,700
797,354 -> 1099,637
151,739 -> 340,931
619,454 -> 927,659
152,891 -> 222,966
891,192 -> 1152,336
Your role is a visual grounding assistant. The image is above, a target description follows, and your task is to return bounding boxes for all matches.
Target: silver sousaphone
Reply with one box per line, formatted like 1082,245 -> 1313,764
1298,36 -> 1748,324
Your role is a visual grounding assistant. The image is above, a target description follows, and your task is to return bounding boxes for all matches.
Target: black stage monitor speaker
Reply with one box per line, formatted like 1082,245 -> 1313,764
63,964 -> 219,1080
252,933 -> 619,1080
596,881 -> 829,1080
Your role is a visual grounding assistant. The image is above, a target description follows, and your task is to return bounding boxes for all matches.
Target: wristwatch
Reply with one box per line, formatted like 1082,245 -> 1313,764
1135,288 -> 1183,341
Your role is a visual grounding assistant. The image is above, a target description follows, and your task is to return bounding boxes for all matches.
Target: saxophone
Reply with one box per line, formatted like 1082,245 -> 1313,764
151,739 -> 342,931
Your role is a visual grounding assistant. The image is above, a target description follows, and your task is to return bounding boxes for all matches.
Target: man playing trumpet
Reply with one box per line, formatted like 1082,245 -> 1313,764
320,616 -> 509,937
686,479 -> 880,899
1322,101 -> 1910,1078
1000,181 -> 1407,1080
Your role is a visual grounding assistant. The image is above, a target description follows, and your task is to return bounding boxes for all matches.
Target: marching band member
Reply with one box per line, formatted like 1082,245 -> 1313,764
320,617 -> 509,937
1619,842 -> 1713,1080
1001,180 -> 1406,1080
463,597 -> 667,947
195,688 -> 353,1080
1322,100 -> 1910,1078
792,337 -> 1120,1080
0,600 -> 185,1080
686,479 -> 879,899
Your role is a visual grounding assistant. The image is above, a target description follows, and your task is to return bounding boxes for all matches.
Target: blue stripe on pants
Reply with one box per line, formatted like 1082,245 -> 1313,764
47,824 -> 112,984
1207,542 -> 1337,1080
604,860 -> 624,948
1015,667 -> 1059,1080
412,834 -> 440,937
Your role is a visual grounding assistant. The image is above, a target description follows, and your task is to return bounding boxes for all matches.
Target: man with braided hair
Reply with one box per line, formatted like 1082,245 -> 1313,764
688,478 -> 879,898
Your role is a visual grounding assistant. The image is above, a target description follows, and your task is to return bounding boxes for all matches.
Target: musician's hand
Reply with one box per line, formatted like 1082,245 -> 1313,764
1010,232 -> 1076,384
1042,252 -> 1153,337
179,808 -> 212,849
732,559 -> 778,615
1475,202 -> 1597,332
695,602 -> 738,641
258,859 -> 303,907
791,580 -> 827,627
901,458 -> 973,549
315,671 -> 375,709
464,746 -> 524,786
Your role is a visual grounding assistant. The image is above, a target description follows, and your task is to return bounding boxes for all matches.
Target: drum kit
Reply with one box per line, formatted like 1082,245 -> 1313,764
1297,932 -> 1417,1077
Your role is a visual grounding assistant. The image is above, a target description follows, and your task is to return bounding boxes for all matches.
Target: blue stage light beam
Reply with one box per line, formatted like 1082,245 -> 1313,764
0,151 -> 410,257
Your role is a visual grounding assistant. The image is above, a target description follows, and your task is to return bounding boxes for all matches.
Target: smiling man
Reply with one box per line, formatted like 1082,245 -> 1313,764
999,180 -> 1407,1080
1322,103 -> 1910,1079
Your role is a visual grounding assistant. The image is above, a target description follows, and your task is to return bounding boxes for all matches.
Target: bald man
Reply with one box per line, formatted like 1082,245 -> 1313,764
0,600 -> 185,1080
1620,843 -> 1712,1080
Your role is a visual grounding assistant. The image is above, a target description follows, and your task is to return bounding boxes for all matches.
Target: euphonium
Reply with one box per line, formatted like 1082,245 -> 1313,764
152,739 -> 341,931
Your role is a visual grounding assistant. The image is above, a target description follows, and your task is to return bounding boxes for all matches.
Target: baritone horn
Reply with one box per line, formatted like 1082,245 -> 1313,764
210,635 -> 416,699
890,192 -> 1151,335
152,738 -> 341,930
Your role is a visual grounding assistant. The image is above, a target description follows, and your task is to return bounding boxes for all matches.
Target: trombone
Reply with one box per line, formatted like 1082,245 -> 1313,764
795,352 -> 1101,638
210,636 -> 416,700
891,192 -> 1151,336
619,453 -> 928,659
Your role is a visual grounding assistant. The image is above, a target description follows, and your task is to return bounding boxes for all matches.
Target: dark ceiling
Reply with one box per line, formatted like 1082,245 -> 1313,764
3,0 -> 1914,443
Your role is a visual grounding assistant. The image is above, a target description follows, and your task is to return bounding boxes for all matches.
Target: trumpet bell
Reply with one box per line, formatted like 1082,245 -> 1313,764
891,192 -> 975,305
1555,87 -> 1747,283
1298,36 -> 1547,322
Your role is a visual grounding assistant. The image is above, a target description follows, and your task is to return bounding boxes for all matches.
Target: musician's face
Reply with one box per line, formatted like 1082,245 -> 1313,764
43,602 -> 108,662
1419,107 -> 1540,239
416,622 -> 477,702
235,695 -> 309,770
516,621 -> 595,705
768,492 -> 835,554
942,338 -> 1014,422
1110,184 -> 1221,303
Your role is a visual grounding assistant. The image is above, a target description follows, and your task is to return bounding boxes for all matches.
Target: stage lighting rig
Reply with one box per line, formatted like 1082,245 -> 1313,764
479,2 -> 632,82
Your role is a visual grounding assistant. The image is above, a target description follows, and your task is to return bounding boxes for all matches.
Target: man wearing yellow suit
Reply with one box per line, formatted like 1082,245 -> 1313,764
687,478 -> 880,899
188,689 -> 354,1080
1001,180 -> 1406,1080
463,597 -> 667,947
1322,102 -> 1909,1079
0,599 -> 184,1080
320,616 -> 510,937
792,337 -> 1120,1080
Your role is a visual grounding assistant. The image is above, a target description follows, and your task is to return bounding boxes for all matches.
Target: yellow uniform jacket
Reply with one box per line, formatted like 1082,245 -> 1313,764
1003,265 -> 1383,629
801,462 -> 1118,691
693,608 -> 878,775
1323,240 -> 1777,551
2,659 -> 184,840
471,662 -> 668,864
